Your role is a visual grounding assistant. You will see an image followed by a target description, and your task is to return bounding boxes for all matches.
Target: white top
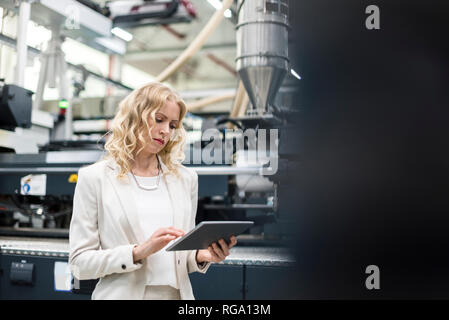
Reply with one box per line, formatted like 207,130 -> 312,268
129,173 -> 179,289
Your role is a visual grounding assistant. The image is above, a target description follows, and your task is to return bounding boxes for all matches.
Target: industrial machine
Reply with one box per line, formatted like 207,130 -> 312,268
0,81 -> 37,153
188,0 -> 300,298
195,0 -> 298,242
107,0 -> 196,28
0,0 -> 299,300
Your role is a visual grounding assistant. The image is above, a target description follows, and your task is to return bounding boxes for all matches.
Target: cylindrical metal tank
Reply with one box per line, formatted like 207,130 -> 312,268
236,0 -> 290,115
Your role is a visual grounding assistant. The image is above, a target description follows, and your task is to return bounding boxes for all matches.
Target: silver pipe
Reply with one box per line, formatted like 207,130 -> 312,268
13,0 -> 31,87
0,166 -> 265,175
0,167 -> 81,174
204,204 -> 274,210
189,166 -> 262,175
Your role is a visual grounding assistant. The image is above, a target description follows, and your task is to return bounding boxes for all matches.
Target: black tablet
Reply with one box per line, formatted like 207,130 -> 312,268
165,221 -> 254,251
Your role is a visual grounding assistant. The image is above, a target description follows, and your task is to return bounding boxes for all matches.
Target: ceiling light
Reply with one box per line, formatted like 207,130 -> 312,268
224,9 -> 232,18
290,68 -> 301,80
111,27 -> 133,42
207,0 -> 232,18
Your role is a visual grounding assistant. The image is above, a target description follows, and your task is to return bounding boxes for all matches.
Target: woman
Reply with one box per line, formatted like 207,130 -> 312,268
69,82 -> 237,300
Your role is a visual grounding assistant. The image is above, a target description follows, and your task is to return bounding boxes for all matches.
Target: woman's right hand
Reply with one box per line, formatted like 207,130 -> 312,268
133,227 -> 184,263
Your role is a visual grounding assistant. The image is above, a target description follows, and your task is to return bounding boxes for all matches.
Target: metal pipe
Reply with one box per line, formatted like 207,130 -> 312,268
0,166 -> 265,175
189,166 -> 262,175
13,0 -> 31,87
0,167 -> 81,174
155,0 -> 233,82
203,204 -> 274,210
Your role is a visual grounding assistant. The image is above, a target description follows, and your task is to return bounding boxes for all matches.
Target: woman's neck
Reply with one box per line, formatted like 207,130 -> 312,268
132,153 -> 159,176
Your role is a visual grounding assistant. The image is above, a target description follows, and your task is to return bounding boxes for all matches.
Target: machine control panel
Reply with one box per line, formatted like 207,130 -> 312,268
10,260 -> 35,286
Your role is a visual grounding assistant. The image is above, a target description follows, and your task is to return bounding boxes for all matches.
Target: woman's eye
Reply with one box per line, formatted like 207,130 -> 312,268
155,116 -> 176,129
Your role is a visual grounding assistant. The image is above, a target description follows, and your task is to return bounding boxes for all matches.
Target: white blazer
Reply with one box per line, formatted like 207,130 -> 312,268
68,155 -> 210,300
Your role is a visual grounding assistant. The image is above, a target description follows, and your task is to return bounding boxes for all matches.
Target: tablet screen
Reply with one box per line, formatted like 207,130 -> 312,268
166,221 -> 254,251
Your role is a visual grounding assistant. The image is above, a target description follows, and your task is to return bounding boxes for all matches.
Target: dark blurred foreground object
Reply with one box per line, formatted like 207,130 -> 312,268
292,0 -> 449,299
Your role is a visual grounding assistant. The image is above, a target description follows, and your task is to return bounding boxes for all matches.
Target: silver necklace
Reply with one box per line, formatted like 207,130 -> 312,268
131,158 -> 162,191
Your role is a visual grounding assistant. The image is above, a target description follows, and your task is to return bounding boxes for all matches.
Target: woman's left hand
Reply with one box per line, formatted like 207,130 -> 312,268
196,236 -> 238,263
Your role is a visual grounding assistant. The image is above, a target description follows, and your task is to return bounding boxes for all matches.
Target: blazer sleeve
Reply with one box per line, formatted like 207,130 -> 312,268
69,167 -> 142,280
186,169 -> 211,274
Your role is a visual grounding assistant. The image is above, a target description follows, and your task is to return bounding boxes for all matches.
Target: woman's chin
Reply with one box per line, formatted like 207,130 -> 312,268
147,145 -> 165,155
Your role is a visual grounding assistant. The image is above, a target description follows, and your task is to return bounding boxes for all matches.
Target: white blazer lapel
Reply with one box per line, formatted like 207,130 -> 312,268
105,160 -> 146,244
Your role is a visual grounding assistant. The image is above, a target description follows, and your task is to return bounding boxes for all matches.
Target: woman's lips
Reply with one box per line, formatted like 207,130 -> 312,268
154,138 -> 164,145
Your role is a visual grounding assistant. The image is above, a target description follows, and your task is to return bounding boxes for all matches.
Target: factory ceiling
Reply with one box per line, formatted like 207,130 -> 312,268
93,0 -> 239,93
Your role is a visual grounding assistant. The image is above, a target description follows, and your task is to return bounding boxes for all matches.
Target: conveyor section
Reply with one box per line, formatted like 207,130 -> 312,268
0,237 -> 295,266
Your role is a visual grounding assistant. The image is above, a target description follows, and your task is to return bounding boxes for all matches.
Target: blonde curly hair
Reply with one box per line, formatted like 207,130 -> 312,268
104,82 -> 187,179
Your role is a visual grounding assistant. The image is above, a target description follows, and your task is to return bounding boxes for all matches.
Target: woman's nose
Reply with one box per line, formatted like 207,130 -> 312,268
160,123 -> 170,135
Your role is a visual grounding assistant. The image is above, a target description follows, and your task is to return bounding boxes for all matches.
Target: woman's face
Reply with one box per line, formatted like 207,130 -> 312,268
143,99 -> 181,155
